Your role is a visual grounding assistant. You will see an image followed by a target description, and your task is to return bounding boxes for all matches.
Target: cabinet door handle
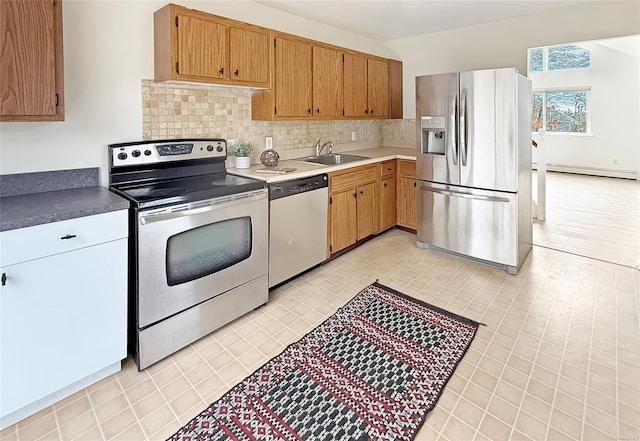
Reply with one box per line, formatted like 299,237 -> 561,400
1,272 -> 6,286
234,69 -> 239,76
219,67 -> 224,75
352,192 -> 357,198
359,190 -> 364,195
60,234 -> 77,240
307,108 -> 311,114
316,108 -> 320,114
383,182 -> 388,188
364,109 -> 369,114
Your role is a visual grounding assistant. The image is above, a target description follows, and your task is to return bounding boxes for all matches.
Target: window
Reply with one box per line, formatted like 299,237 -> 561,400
532,90 -> 589,133
529,44 -> 591,72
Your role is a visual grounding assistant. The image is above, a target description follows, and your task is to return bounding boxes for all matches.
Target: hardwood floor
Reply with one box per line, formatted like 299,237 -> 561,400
532,171 -> 640,268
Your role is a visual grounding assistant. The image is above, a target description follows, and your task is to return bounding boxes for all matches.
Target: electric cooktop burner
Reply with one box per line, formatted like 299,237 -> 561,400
108,139 -> 266,210
116,173 -> 265,209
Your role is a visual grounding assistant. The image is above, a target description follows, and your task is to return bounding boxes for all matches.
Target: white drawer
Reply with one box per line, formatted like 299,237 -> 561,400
0,210 -> 128,267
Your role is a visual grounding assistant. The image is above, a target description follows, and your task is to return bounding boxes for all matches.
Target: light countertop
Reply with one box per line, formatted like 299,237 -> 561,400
228,146 -> 416,183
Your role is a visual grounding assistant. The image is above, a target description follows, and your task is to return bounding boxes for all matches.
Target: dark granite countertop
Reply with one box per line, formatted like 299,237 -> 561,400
0,168 -> 130,232
0,187 -> 129,232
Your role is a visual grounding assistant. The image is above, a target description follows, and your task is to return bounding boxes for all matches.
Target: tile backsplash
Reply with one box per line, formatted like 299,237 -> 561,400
142,80 -> 415,163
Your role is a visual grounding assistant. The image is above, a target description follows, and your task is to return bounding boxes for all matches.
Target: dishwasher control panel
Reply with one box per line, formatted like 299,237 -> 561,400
268,174 -> 328,201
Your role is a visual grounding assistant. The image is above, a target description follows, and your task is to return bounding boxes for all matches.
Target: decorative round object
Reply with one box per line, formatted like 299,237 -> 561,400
260,149 -> 280,167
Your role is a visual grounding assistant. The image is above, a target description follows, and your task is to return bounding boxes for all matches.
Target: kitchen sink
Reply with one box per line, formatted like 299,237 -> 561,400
304,154 -> 367,165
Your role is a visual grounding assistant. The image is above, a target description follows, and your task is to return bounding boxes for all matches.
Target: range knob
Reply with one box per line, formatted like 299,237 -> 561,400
206,145 -> 214,152
131,149 -> 141,157
216,145 -> 224,152
144,149 -> 152,156
117,152 -> 128,160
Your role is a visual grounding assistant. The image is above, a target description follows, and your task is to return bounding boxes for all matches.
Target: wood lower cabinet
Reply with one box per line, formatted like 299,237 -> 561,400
329,189 -> 357,253
154,4 -> 269,87
356,182 -> 376,240
378,160 -> 397,232
328,164 -> 378,255
397,159 -> 417,229
0,0 -> 64,121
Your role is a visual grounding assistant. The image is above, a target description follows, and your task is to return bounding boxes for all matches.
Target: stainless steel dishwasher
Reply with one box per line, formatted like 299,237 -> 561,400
268,174 -> 328,288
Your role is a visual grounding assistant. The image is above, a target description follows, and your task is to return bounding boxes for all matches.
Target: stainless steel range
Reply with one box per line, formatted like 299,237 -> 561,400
109,139 -> 268,370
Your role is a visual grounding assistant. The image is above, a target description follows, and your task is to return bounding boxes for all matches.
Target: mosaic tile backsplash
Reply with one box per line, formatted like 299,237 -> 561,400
142,80 -> 416,164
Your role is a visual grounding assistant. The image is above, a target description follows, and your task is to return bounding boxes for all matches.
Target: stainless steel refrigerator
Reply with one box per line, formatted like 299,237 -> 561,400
415,67 -> 532,274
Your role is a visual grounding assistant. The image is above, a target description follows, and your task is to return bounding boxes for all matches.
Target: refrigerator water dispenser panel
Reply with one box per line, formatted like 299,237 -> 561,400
421,116 -> 446,155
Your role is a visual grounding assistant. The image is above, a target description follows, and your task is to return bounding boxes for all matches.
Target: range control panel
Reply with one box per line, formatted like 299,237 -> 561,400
110,139 -> 226,167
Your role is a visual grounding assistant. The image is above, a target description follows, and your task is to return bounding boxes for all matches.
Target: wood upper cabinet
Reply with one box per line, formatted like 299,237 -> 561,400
397,159 -> 417,230
274,36 -> 312,117
312,46 -> 343,117
176,14 -> 226,79
389,59 -> 403,119
367,58 -> 389,118
253,35 -> 342,120
343,53 -> 388,118
229,27 -> 269,83
0,0 -> 64,121
154,4 -> 269,87
342,53 -> 368,118
251,28 -> 400,121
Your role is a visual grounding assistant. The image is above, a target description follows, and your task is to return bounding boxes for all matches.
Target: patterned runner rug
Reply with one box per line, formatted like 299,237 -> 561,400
169,281 -> 480,440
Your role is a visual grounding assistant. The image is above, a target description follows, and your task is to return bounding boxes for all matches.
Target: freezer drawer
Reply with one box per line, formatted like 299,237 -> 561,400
417,181 -> 527,271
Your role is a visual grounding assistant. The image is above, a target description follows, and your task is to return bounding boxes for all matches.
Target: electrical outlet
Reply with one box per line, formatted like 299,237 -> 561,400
351,131 -> 357,141
265,136 -> 272,150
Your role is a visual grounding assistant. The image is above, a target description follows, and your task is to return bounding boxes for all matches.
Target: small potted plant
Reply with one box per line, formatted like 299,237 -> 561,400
229,142 -> 253,169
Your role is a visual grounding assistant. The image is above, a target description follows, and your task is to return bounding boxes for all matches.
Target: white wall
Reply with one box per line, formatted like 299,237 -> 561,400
385,1 -> 640,119
383,0 -> 640,177
529,39 -> 640,176
0,0 -> 392,185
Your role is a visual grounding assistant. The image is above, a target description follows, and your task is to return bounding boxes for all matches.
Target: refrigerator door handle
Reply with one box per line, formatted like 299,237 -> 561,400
460,90 -> 468,166
450,94 -> 458,165
419,184 -> 510,203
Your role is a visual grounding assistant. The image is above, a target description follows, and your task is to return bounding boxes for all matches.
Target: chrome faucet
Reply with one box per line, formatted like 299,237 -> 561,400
315,139 -> 333,156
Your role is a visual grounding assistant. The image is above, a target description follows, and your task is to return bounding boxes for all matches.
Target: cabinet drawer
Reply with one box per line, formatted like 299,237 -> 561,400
398,159 -> 416,178
329,164 -> 377,194
1,210 -> 128,267
379,160 -> 396,179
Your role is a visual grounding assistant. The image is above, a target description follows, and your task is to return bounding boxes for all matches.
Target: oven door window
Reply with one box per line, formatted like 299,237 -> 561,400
166,216 -> 252,286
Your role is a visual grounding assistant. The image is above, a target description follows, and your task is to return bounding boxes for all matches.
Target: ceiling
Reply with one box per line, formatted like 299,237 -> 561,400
255,0 -> 585,42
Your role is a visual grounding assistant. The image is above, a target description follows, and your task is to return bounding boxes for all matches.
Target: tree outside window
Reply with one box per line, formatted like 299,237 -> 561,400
528,44 -> 591,72
531,91 -> 588,133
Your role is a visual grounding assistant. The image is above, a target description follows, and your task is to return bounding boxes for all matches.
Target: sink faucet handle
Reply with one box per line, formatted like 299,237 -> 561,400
315,138 -> 321,156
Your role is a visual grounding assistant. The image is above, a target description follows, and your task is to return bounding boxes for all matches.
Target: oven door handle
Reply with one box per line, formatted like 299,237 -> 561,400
139,190 -> 266,225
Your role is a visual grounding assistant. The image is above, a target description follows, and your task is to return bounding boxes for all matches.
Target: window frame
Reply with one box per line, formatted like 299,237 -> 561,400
528,44 -> 591,73
532,87 -> 592,135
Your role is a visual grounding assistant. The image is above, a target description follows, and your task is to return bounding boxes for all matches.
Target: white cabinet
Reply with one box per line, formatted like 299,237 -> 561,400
0,210 -> 128,429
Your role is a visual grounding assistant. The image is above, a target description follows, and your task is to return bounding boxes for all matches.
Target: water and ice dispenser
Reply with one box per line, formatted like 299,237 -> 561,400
420,116 -> 446,155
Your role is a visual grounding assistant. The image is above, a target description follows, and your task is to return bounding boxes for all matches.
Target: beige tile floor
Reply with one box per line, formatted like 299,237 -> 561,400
2,229 -> 639,441
533,171 -> 640,269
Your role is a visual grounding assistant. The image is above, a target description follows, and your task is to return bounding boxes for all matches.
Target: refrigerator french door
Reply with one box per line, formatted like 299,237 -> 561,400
415,68 -> 532,275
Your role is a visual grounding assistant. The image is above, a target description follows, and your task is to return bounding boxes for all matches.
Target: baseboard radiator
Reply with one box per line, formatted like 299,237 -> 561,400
532,163 -> 637,180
